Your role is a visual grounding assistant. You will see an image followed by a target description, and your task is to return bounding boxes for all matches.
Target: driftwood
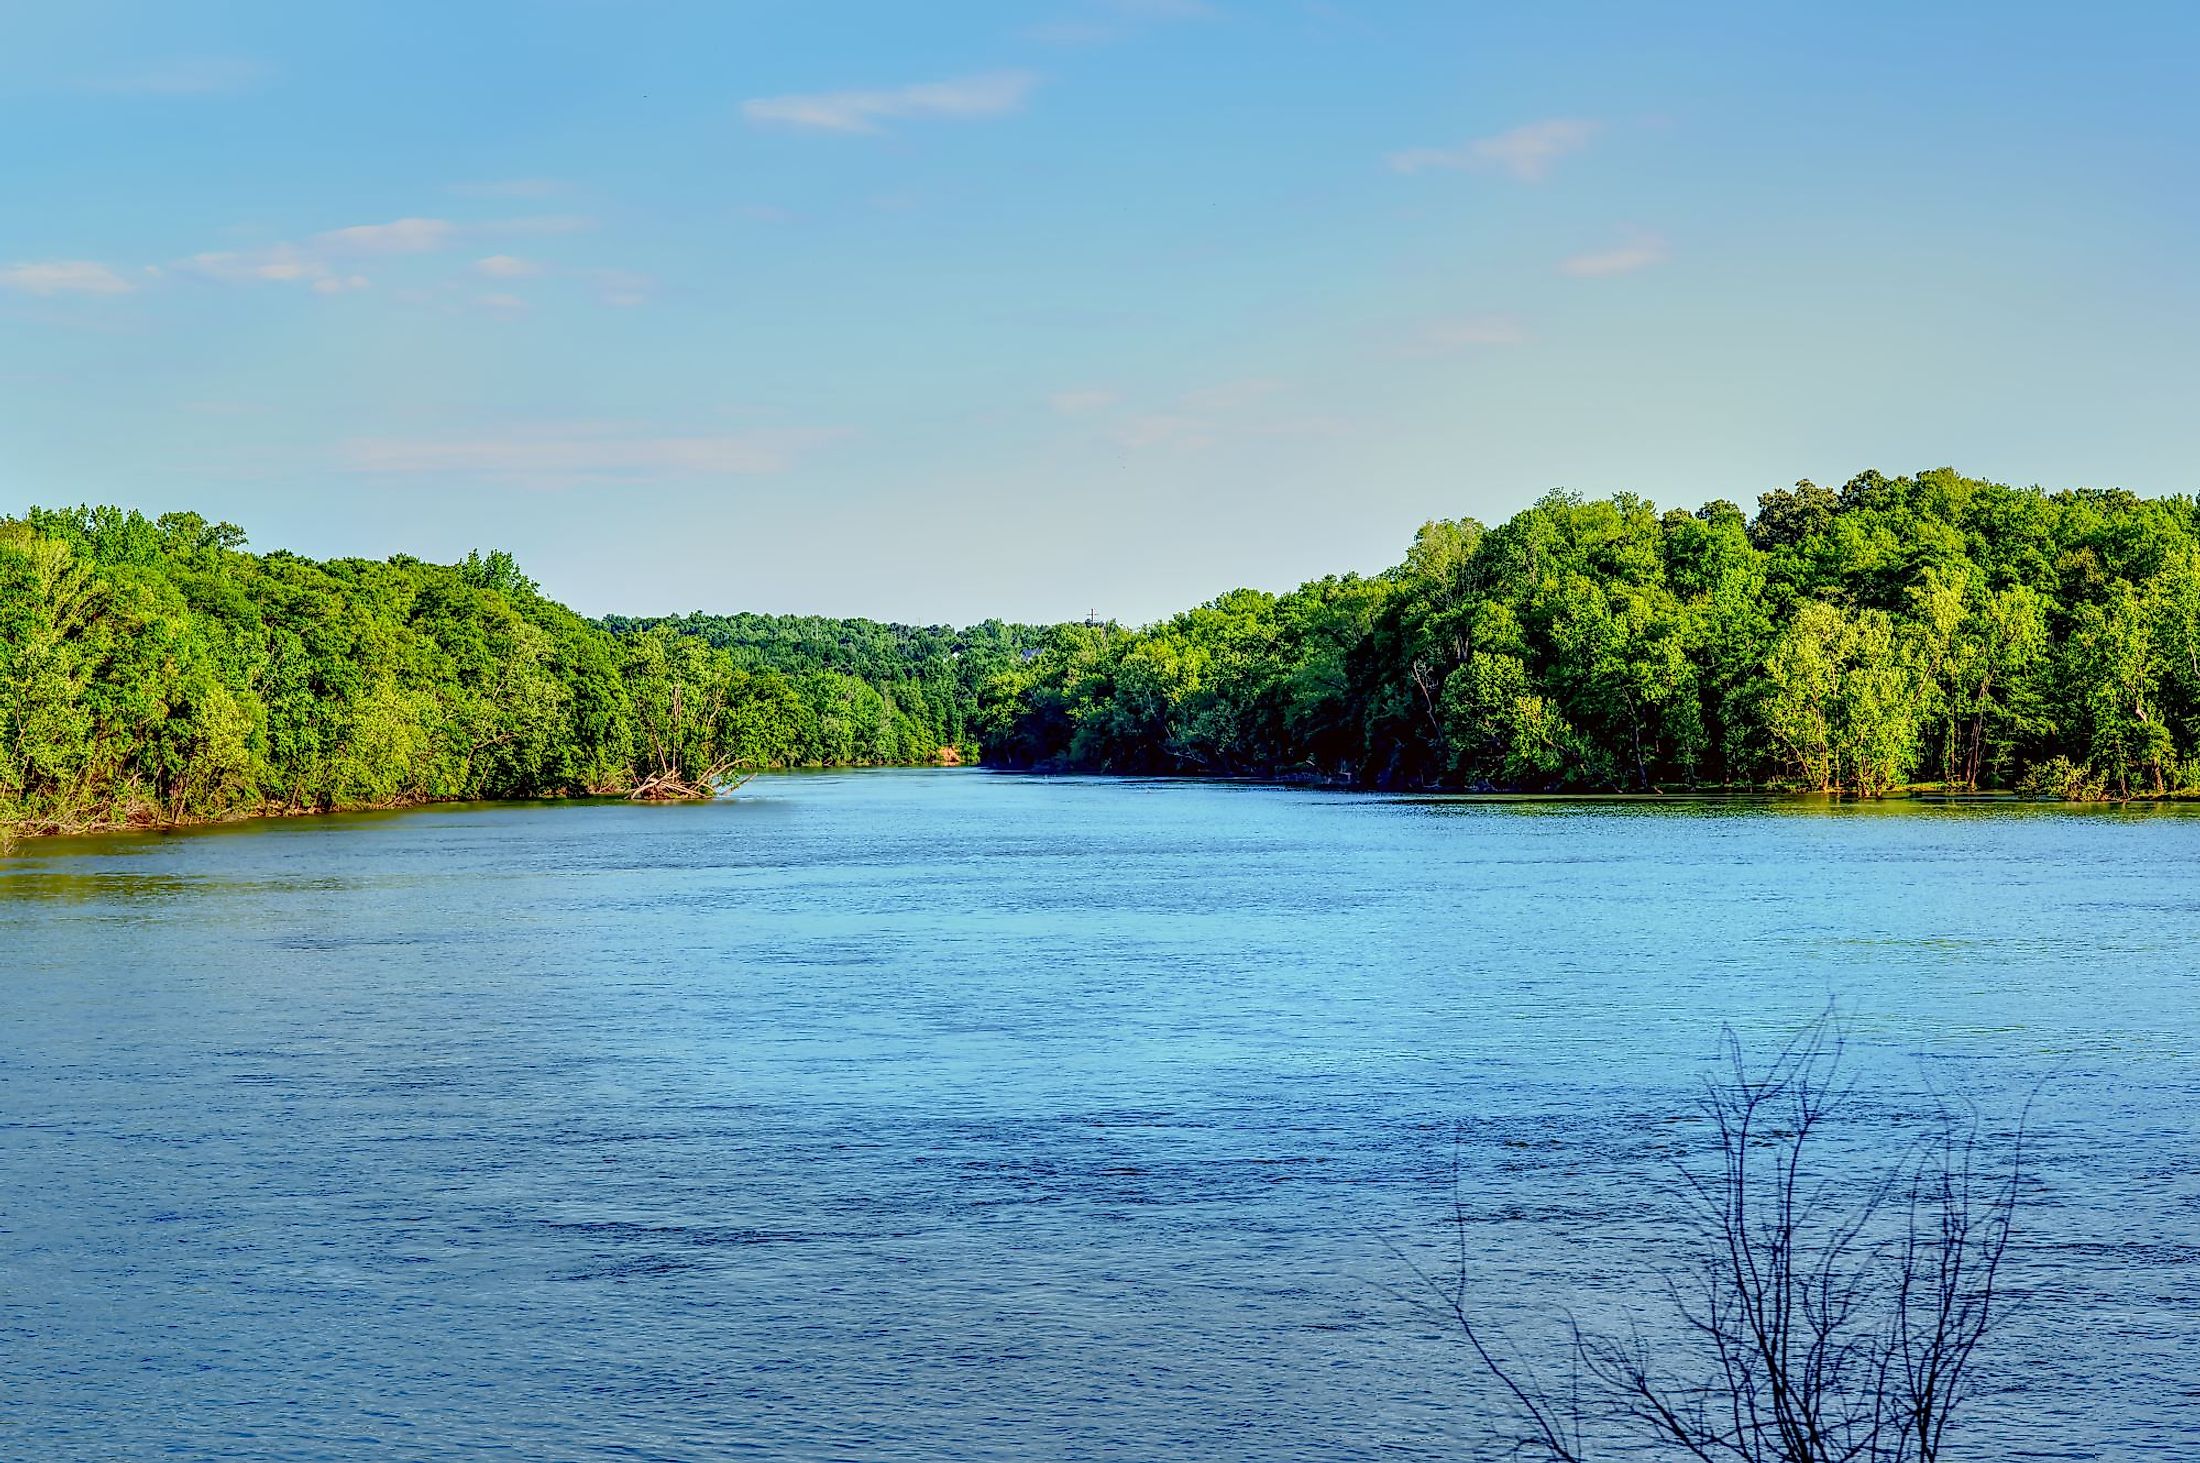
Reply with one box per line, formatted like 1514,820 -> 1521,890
626,760 -> 753,801
625,678 -> 759,800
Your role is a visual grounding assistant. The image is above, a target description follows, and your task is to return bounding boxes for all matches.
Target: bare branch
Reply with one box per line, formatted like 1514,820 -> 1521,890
1421,1010 -> 2027,1463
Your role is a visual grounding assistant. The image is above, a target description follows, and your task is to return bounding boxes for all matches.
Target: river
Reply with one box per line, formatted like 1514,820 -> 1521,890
2,771 -> 2194,1459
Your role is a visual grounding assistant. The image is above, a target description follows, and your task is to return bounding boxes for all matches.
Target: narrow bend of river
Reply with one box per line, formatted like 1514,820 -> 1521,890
3,770 -> 2195,1460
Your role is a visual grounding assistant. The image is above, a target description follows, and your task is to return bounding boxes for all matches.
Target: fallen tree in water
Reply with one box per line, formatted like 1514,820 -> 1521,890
626,674 -> 757,801
626,763 -> 754,801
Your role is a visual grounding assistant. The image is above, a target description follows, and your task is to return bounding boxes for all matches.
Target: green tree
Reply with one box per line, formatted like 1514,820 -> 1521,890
2066,582 -> 2173,796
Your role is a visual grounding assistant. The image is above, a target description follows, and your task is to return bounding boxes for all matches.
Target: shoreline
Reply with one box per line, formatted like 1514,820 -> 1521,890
984,765 -> 2200,805
0,790 -> 615,854
0,761 -> 974,853
13,768 -> 2195,856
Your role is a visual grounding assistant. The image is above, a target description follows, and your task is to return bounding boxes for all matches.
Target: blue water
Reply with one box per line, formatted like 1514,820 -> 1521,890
2,771 -> 2195,1460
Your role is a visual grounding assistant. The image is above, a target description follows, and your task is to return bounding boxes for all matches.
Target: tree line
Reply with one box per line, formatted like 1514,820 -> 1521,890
0,506 -> 1039,845
602,611 -> 1045,769
9,468 -> 2199,846
975,468 -> 2200,797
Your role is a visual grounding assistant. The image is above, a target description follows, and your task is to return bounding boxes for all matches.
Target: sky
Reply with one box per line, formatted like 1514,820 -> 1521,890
5,1 -> 2198,625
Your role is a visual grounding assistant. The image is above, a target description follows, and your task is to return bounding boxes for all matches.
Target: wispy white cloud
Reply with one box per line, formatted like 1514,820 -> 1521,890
1560,229 -> 1667,278
182,245 -> 369,292
174,214 -> 601,301
742,71 -> 1038,135
82,56 -> 270,97
1049,388 -> 1120,415
341,424 -> 843,487
315,218 -> 457,255
1178,378 -> 1282,413
1405,313 -> 1529,354
1114,412 -> 1216,451
0,260 -> 136,296
21,209 -> 635,313
186,217 -> 462,295
591,269 -> 653,307
459,262 -> 648,309
1055,377 -> 1308,453
310,216 -> 587,256
1389,118 -> 1601,181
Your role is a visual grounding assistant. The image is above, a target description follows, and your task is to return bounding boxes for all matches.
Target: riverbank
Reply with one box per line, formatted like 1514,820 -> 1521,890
0,756 -> 993,854
997,762 -> 2200,805
17,767 -> 2197,855
0,790 -> 599,855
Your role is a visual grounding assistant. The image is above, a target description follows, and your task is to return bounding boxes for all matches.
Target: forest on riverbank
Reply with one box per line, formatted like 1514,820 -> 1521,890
977,469 -> 2200,797
602,611 -> 1045,764
8,467 -> 2200,847
0,506 -> 1035,845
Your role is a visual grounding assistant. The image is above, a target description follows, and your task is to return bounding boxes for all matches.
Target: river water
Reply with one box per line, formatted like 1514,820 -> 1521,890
2,771 -> 2195,1459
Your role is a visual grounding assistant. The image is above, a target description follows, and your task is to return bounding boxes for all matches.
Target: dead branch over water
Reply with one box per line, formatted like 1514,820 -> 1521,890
1412,1016 -> 2025,1462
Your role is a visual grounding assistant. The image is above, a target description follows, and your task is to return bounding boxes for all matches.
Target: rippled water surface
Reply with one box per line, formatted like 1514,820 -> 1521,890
3,772 -> 2196,1460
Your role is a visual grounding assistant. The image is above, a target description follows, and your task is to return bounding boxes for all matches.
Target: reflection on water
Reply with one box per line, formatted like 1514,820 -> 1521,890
1,771 -> 2195,1460
0,870 -> 377,905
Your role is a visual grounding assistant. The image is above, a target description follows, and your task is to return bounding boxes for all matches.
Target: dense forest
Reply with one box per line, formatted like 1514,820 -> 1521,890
0,506 -> 1031,846
601,612 -> 1047,766
976,469 -> 2200,798
8,468 -> 2200,848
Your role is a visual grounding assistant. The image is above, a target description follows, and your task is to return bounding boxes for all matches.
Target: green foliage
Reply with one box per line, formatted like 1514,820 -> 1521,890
983,469 -> 2200,797
13,472 -> 2200,838
2015,755 -> 2106,801
601,611 -> 1049,768
0,509 -> 1032,840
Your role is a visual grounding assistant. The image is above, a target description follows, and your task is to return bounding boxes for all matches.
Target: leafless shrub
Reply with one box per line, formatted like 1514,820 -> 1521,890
1405,1015 -> 2026,1462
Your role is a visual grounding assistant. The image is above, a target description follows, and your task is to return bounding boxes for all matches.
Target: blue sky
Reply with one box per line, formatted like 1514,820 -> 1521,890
5,1 -> 2197,623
